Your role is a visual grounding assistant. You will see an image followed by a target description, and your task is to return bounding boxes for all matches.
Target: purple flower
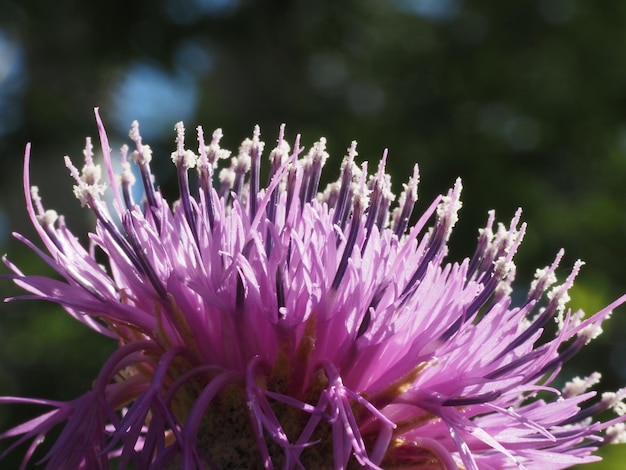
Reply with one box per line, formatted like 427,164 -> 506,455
2,108 -> 626,469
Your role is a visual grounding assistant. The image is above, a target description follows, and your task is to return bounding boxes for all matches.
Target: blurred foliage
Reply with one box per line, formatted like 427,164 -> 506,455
1,0 -> 626,467
583,444 -> 626,470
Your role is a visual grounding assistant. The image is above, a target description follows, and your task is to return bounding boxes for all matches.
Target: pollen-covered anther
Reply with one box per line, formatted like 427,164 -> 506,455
248,124 -> 265,154
309,137 -> 329,165
378,172 -> 395,203
83,136 -> 95,162
118,160 -> 136,186
131,144 -> 152,165
577,322 -> 604,345
435,178 -> 462,240
218,166 -> 236,188
527,250 -> 564,304
64,155 -> 107,206
530,266 -> 558,294
236,131 -> 264,167
79,161 -> 103,186
266,126 -> 290,199
606,423 -> 626,444
171,149 -> 197,169
390,164 -> 419,236
201,127 -> 231,167
562,372 -> 602,398
493,256 -> 515,279
404,164 -> 420,201
318,181 -> 341,205
128,120 -> 142,142
352,163 -> 370,210
601,388 -> 626,416
347,140 -> 358,160
494,261 -> 516,299
171,121 -> 198,170
490,222 -> 516,258
234,151 -> 252,173
29,185 -> 43,211
549,260 -> 585,328
269,136 -> 290,164
36,209 -> 59,227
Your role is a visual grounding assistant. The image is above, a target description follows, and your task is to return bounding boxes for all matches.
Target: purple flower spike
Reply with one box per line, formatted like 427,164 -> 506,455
3,108 -> 626,469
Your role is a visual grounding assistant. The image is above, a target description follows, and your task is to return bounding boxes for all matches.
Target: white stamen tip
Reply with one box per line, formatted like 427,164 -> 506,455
171,149 -> 197,169
606,423 -> 626,444
36,209 -> 59,227
132,145 -> 153,165
563,372 -> 602,398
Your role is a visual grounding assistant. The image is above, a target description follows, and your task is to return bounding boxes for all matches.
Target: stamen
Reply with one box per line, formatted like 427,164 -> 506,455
62,143 -> 166,304
526,249 -> 564,304
446,220 -> 526,345
284,134 -> 303,224
466,210 -> 495,278
197,126 -> 214,230
198,126 -> 230,227
118,145 -> 136,210
562,372 -> 602,398
561,388 -> 626,426
391,164 -> 419,237
435,177 -> 462,242
332,141 -> 358,231
129,120 -> 160,213
606,423 -> 626,444
241,125 -> 264,220
495,259 -> 578,360
531,333 -> 589,382
551,260 -> 585,328
375,172 -> 394,231
36,209 -> 59,228
331,164 -> 369,291
440,231 -> 523,343
83,137 -> 94,165
597,387 -> 621,411
318,181 -> 341,209
123,213 -> 168,300
300,137 -> 328,205
399,180 -> 463,301
229,147 -> 252,206
30,185 -> 45,215
268,124 -> 289,182
171,122 -> 199,246
218,162 -> 236,202
361,150 -> 389,254
65,155 -> 107,207
30,187 -> 64,252
265,125 -> 290,256
207,128 -> 231,167
285,161 -> 298,223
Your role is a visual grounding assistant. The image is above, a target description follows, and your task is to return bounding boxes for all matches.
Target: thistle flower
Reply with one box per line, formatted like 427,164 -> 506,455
2,109 -> 626,469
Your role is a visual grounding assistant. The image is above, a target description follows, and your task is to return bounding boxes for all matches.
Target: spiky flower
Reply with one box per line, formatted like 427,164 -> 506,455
2,109 -> 626,469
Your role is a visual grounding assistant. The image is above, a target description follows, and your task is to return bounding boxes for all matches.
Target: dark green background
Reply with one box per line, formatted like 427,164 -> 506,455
0,1 -> 625,467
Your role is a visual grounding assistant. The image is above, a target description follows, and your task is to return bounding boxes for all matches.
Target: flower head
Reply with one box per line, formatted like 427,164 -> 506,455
2,109 -> 626,469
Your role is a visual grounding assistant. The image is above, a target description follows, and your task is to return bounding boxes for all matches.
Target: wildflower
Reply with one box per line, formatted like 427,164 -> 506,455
2,108 -> 626,469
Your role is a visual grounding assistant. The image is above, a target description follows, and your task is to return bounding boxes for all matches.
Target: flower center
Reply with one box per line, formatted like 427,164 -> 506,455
172,366 -> 336,468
